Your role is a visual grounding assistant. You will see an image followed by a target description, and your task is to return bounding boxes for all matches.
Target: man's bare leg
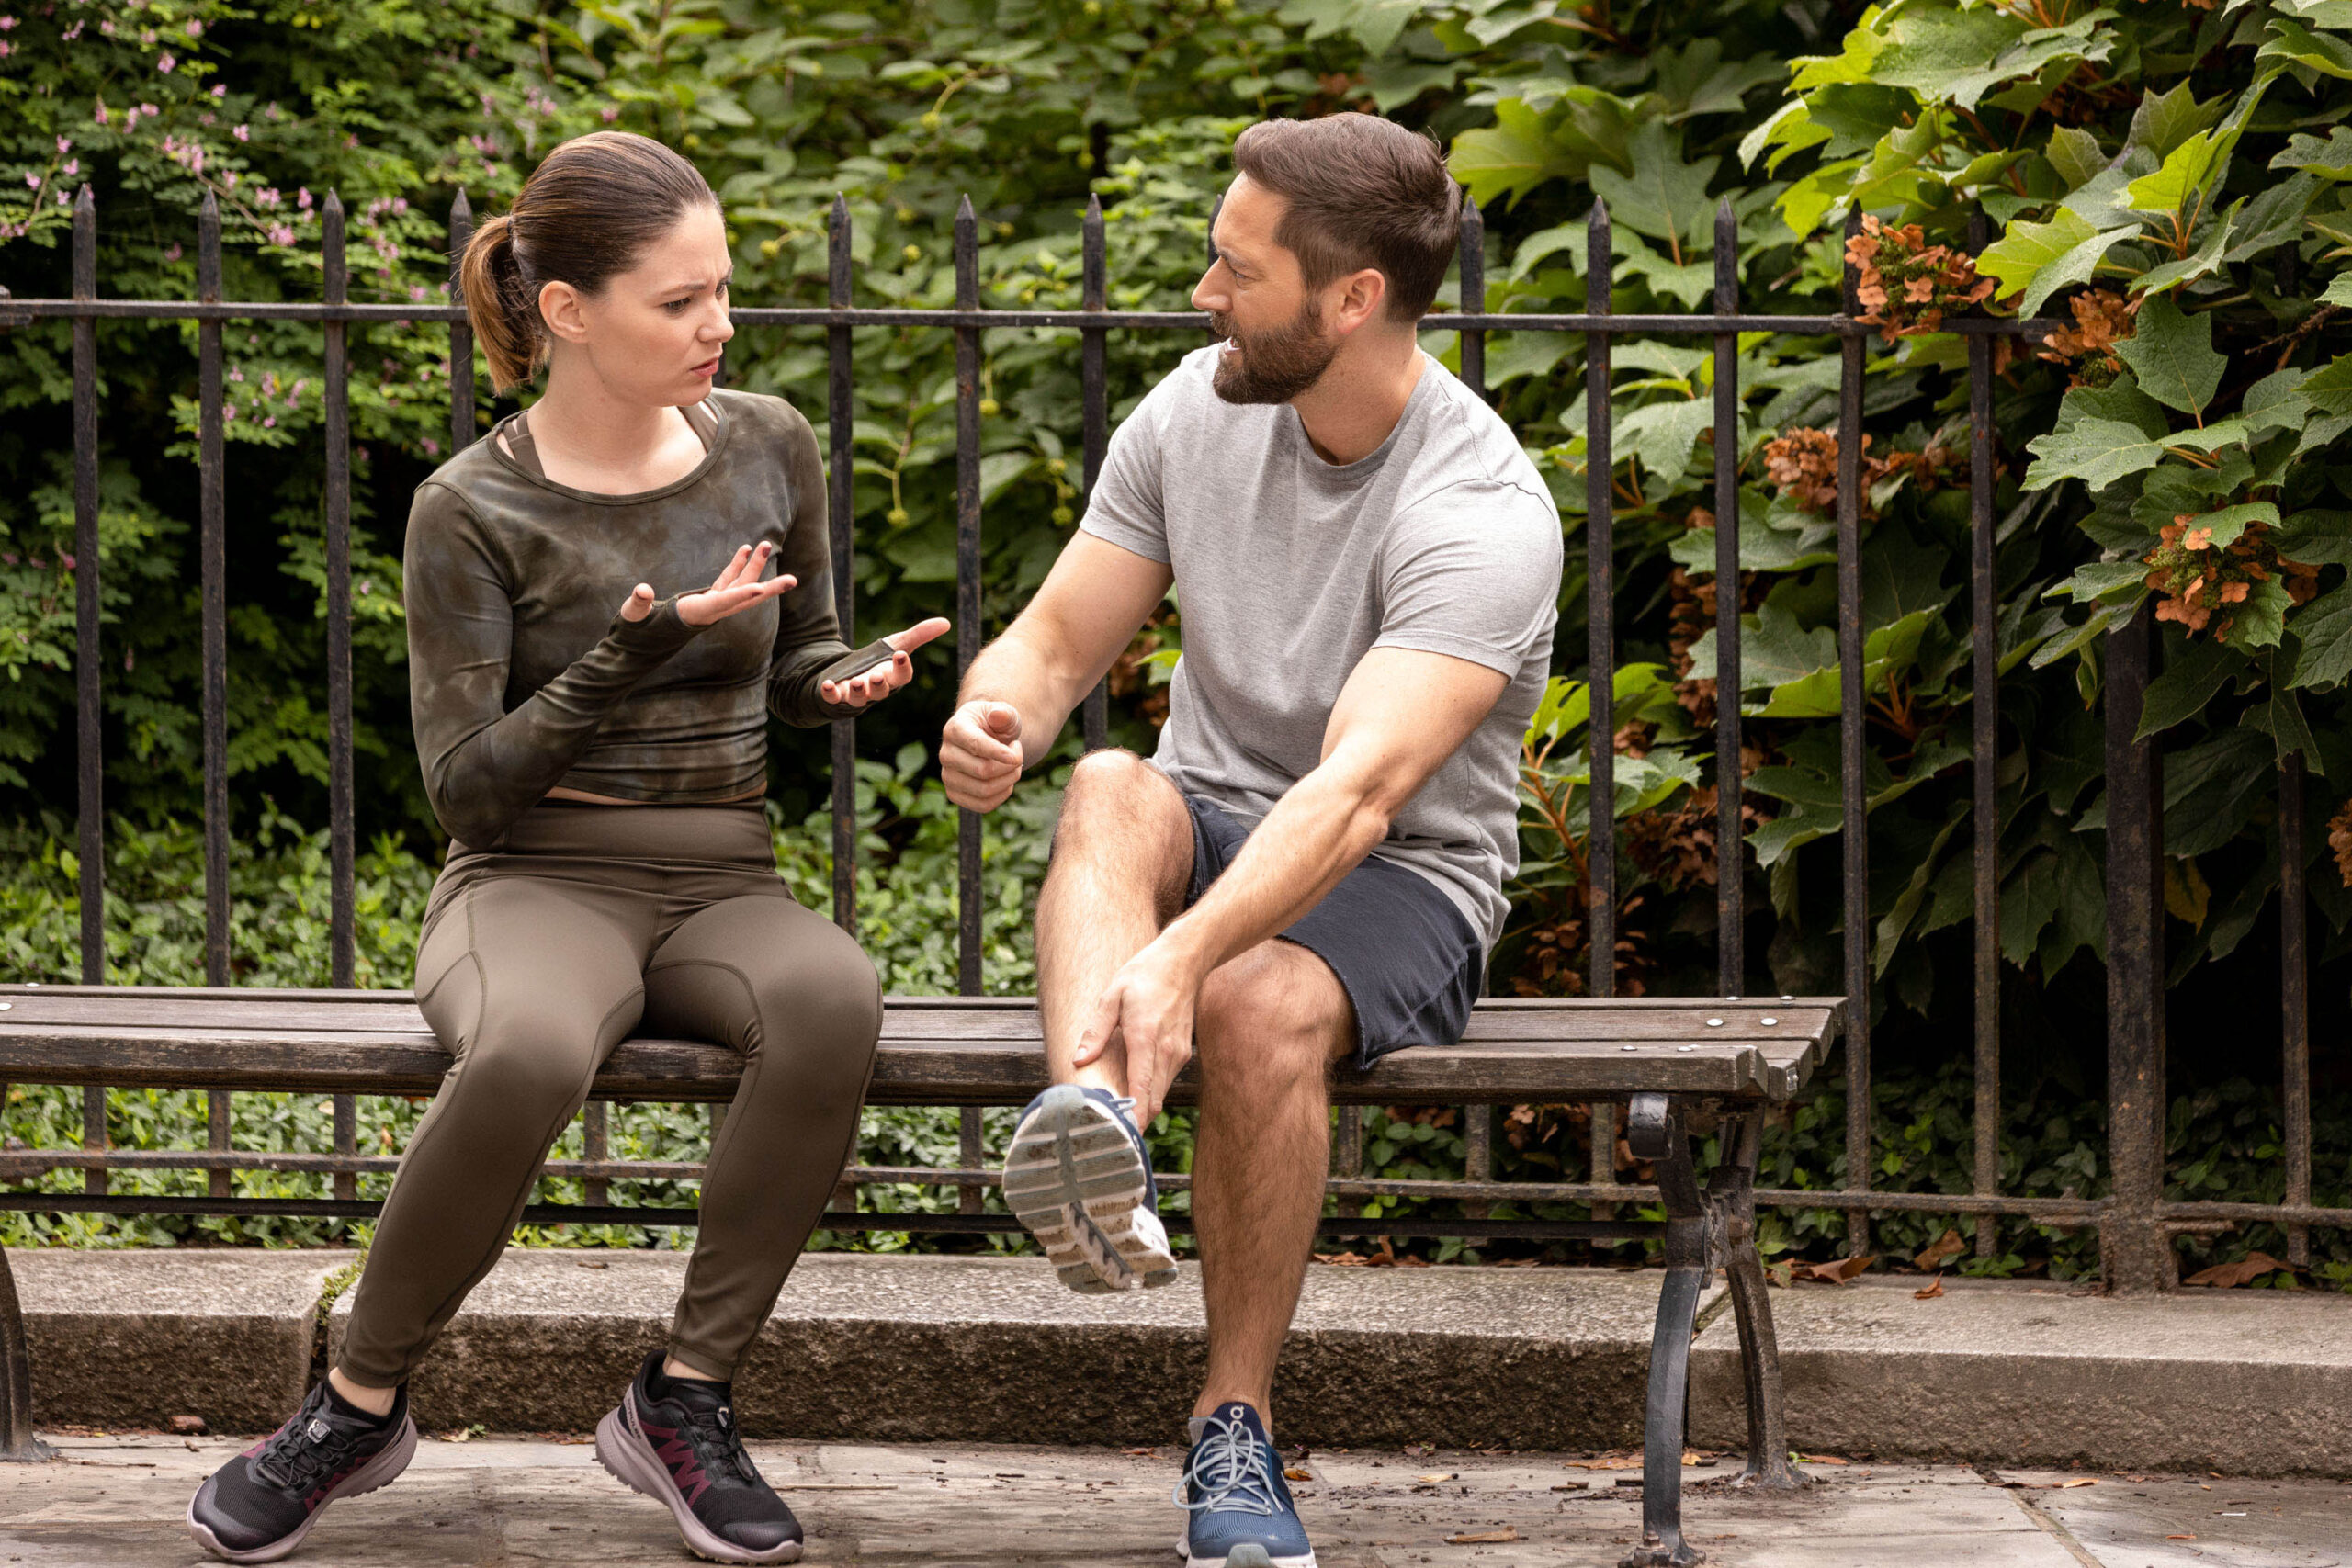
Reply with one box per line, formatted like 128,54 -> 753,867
1189,940 -> 1354,1430
1035,749 -> 1193,1091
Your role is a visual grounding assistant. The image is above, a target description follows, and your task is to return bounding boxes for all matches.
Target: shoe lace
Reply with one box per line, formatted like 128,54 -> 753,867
681,1404 -> 758,1488
252,1403 -> 362,1493
1173,1411 -> 1282,1518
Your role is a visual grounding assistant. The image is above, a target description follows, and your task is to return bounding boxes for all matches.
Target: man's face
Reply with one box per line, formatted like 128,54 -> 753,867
1191,174 -> 1343,406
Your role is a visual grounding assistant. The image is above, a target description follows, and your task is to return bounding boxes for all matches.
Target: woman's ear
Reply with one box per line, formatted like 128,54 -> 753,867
538,279 -> 590,345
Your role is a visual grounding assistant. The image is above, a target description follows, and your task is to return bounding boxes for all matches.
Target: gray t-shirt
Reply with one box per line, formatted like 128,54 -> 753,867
1080,345 -> 1562,952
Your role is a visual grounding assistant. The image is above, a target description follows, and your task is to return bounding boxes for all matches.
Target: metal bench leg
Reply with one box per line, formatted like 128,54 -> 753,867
0,1247 -> 51,1462
1719,1112 -> 1809,1492
1621,1093 -> 1706,1568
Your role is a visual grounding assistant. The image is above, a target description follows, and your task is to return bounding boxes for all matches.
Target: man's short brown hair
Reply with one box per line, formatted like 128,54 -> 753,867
1230,113 -> 1463,323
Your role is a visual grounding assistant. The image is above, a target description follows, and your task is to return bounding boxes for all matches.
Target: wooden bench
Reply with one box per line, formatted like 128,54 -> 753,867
0,983 -> 1843,1568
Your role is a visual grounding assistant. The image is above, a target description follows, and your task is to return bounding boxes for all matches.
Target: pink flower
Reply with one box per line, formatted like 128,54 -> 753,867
62,20 -> 80,38
140,103 -> 159,116
54,136 -> 69,154
157,52 -> 175,73
98,17 -> 112,35
600,105 -> 619,123
228,367 -> 243,382
410,284 -> 427,301
62,159 -> 76,176
0,41 -> 13,56
164,243 -> 181,261
185,19 -> 201,36
232,124 -> 247,141
210,85 -> 225,98
392,197 -> 407,213
0,17 -> 17,29
22,172 -> 36,189
93,101 -> 107,125
422,438 -> 440,457
261,416 -> 275,428
1,555 -> 17,567
59,553 -> 74,570
267,223 -> 293,245
290,378 -> 306,397
296,187 -> 311,209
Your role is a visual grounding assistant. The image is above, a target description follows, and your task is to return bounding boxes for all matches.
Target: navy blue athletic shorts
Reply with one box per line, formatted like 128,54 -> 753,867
1179,791 -> 1484,1068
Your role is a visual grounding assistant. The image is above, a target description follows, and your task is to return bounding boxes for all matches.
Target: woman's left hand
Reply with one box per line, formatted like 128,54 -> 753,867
821,617 -> 953,709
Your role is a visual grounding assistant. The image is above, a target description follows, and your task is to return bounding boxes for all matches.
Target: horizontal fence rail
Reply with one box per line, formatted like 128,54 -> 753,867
0,182 -> 2337,1288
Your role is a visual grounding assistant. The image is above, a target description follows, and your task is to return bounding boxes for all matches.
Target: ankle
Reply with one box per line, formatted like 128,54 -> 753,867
325,1365 -> 398,1418
661,1354 -> 723,1385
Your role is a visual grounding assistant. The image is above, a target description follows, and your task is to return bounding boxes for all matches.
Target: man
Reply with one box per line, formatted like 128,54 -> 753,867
939,113 -> 1561,1568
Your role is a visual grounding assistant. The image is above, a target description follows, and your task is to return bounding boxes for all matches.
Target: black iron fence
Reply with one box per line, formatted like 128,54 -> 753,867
0,182 -> 2343,1292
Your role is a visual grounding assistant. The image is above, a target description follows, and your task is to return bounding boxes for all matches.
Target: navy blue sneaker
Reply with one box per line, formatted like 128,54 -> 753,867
1002,1083 -> 1177,1292
1174,1402 -> 1317,1568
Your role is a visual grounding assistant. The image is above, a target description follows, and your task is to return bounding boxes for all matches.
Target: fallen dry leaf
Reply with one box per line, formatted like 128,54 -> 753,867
1418,1472 -> 1458,1483
1913,1228 -> 1966,1272
1796,1255 -> 1876,1284
1913,1277 -> 1945,1300
1565,1457 -> 1644,1472
1764,1258 -> 1796,1288
1446,1529 -> 1520,1545
2167,1534 -> 2197,1541
1284,1468 -> 1314,1482
2184,1252 -> 2290,1289
1799,1454 -> 1851,1466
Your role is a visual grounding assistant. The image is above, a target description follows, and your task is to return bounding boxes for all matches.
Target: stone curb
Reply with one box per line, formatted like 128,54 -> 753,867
1688,1274 -> 2352,1477
7,1247 -> 356,1433
11,1247 -> 2351,1477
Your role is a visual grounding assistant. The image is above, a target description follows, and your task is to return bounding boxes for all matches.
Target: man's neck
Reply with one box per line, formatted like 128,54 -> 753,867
1289,335 -> 1427,467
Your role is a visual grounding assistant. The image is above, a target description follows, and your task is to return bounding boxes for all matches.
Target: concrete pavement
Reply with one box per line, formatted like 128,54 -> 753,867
0,1433 -> 2344,1566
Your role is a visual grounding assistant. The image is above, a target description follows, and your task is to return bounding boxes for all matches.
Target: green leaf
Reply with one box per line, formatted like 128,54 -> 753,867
2183,502 -> 2279,549
2024,418 -> 2168,490
2241,368 -> 2312,438
2111,294 -> 2223,416
2127,82 -> 2225,160
2121,130 -> 2225,221
1981,209 -> 2109,303
2324,275 -> 2352,307
2047,125 -> 2108,190
2272,127 -> 2352,180
2132,202 -> 2237,297
2258,17 -> 2352,80
1617,398 -> 1714,479
1588,119 -> 1720,251
2136,637 -> 2247,739
2287,581 -> 2352,688
1451,101 -> 1581,209
2064,376 -> 2171,441
2224,576 -> 2294,650
2023,225 -> 2137,316
2304,354 -> 2352,417
2052,558 -> 2151,604
2278,508 -> 2352,565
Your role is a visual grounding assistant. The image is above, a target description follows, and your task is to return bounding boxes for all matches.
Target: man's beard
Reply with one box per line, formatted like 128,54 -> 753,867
1209,298 -> 1340,405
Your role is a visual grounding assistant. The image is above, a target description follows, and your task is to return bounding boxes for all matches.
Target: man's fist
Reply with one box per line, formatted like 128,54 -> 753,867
942,700 -> 1024,812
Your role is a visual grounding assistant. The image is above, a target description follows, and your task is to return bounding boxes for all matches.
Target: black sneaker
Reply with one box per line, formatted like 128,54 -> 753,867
594,1348 -> 804,1564
186,1377 -> 415,1563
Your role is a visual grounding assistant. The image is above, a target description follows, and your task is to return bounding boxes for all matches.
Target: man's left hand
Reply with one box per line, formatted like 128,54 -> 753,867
1070,938 -> 1204,1130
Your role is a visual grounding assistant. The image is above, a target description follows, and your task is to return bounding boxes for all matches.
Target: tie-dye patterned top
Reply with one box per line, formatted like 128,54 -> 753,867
402,388 -> 864,851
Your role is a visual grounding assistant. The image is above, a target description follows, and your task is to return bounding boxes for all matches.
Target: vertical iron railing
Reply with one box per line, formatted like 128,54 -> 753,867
6,182 -> 2344,1285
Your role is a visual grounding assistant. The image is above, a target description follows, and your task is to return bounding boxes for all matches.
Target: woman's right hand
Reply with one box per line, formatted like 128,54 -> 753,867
616,542 -> 797,627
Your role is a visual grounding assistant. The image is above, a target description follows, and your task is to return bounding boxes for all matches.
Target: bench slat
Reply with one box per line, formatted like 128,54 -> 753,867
0,987 -> 1840,1105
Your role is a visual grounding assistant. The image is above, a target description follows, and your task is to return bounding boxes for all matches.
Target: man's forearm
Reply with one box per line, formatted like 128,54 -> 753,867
1155,762 -> 1390,978
961,622 -> 1091,768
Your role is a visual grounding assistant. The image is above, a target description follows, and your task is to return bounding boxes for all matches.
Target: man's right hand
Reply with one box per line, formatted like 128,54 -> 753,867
942,700 -> 1024,811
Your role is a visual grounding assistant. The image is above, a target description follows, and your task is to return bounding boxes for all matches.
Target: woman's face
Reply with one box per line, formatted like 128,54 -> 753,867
538,201 -> 735,406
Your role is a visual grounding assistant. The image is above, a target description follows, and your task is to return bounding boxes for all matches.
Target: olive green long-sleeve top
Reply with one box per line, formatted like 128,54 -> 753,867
402,389 -> 868,850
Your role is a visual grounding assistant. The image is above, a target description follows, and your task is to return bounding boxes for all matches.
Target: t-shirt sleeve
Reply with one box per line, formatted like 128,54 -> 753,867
1371,479 -> 1562,678
1076,382 -> 1171,564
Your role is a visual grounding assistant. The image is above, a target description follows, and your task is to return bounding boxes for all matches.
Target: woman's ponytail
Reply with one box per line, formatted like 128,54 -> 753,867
458,213 -> 538,396
450,132 -> 718,404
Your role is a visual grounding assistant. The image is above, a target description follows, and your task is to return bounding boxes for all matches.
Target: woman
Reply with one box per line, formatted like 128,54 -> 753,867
187,130 -> 944,1567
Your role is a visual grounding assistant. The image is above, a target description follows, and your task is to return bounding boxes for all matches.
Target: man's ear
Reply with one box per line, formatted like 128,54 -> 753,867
538,279 -> 590,345
1329,266 -> 1390,336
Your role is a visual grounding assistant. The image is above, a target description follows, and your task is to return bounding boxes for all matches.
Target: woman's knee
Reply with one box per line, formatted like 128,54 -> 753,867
752,923 -> 883,1064
452,1010 -> 624,1119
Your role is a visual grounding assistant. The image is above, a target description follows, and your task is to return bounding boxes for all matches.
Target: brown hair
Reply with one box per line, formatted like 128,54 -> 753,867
458,131 -> 718,394
1230,114 -> 1462,323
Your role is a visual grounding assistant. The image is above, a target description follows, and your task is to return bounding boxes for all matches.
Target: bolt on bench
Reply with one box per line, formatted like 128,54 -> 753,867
0,983 -> 1841,1568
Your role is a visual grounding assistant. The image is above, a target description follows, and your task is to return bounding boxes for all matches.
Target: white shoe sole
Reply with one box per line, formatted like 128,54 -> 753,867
186,1414 -> 417,1564
1003,1085 -> 1179,1292
595,1393 -> 805,1565
1176,1536 -> 1319,1567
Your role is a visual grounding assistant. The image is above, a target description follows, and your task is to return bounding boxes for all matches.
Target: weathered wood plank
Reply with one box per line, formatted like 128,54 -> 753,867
0,987 -> 1842,1105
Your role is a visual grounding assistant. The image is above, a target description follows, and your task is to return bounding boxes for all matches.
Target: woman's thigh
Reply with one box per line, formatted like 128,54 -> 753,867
413,874 -> 651,1069
640,894 -> 881,1066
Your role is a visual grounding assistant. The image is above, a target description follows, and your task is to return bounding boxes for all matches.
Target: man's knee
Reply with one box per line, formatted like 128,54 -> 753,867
1195,944 -> 1350,1089
1048,748 -> 1190,907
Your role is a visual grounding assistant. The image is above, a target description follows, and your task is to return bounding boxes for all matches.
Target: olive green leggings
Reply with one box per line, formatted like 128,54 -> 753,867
337,802 -> 882,1387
